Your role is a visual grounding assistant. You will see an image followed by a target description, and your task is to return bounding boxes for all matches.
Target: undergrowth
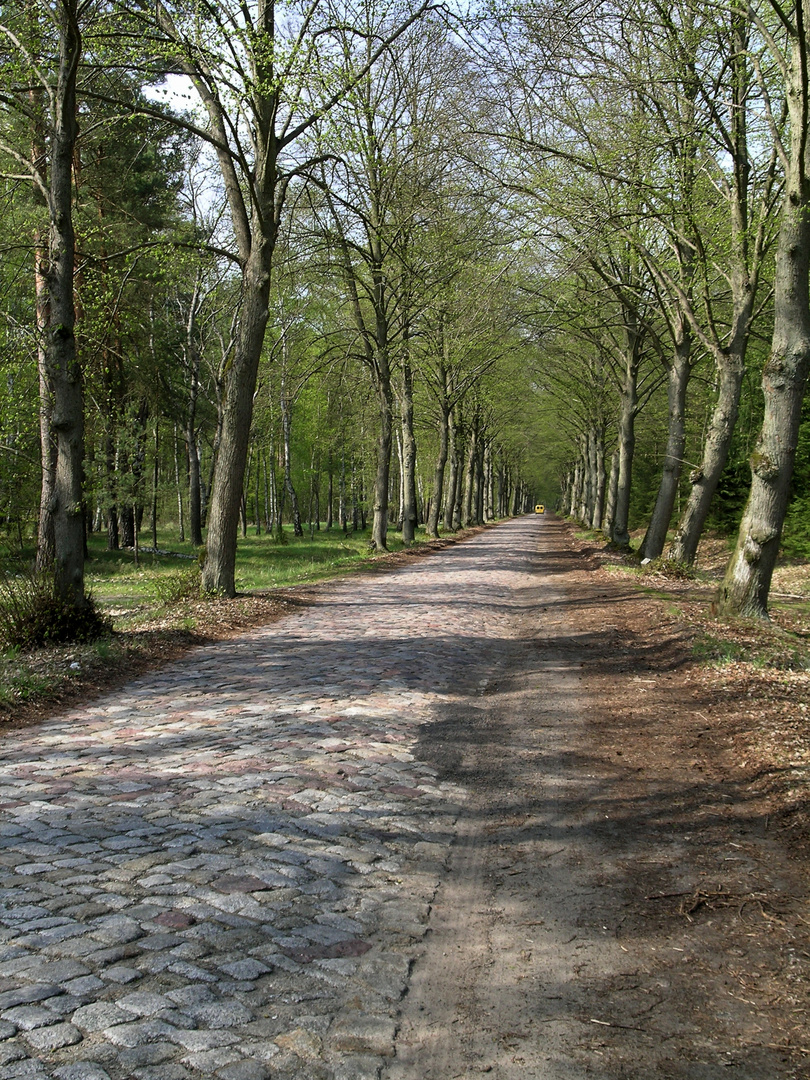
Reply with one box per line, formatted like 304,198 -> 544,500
0,567 -> 111,650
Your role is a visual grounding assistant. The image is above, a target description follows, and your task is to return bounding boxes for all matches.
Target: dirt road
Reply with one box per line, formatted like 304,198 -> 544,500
387,516 -> 809,1080
0,515 -> 806,1080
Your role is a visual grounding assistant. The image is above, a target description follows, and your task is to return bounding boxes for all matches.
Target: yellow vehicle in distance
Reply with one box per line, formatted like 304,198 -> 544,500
534,504 -> 545,514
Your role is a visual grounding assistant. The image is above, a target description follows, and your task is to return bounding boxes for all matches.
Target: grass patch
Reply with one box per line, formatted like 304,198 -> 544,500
692,634 -> 749,665
82,524 -> 433,606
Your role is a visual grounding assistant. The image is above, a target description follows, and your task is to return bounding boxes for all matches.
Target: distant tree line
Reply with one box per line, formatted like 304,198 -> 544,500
0,0 -> 808,620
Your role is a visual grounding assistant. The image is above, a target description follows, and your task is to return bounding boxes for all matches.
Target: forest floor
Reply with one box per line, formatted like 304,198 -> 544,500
0,517 -> 807,1078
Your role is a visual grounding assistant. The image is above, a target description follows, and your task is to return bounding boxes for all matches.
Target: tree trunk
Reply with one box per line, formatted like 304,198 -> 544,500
668,357 -> 745,564
281,389 -> 303,537
462,421 -> 478,527
612,366 -> 638,548
603,447 -> 619,539
400,355 -> 417,544
718,21 -> 810,615
202,236 -> 274,594
340,444 -> 347,531
46,0 -> 85,608
173,424 -> 185,542
443,406 -> 460,531
326,461 -> 333,529
32,89 -> 56,572
569,459 -> 582,518
428,403 -> 449,538
151,420 -> 159,549
591,426 -> 606,531
640,332 -> 691,560
475,439 -> 486,525
371,354 -> 394,550
577,437 -> 590,523
263,452 -> 271,531
185,301 -> 204,546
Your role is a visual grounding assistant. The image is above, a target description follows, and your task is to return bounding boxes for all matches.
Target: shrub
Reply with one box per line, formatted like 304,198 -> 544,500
641,557 -> 695,580
150,565 -> 202,604
0,568 -> 111,650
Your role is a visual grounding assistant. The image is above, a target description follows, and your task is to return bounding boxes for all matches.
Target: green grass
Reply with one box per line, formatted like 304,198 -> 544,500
692,634 -> 749,665
82,523 -> 435,605
692,629 -> 810,670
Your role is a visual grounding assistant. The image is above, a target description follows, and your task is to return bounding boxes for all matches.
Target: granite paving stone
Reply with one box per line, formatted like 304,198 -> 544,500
0,519 -> 542,1078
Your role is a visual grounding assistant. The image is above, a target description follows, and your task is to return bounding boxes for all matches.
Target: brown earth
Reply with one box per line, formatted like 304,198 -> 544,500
388,517 -> 810,1079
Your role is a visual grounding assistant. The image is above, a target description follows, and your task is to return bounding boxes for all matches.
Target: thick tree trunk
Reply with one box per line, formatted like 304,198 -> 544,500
510,476 -> 520,516
612,393 -> 637,547
640,333 -> 691,560
718,28 -> 810,615
188,440 -> 203,546
603,447 -> 619,539
569,460 -> 582,518
668,21 -> 762,566
203,238 -> 273,594
668,357 -> 745,564
46,2 -> 85,608
484,443 -> 493,520
475,440 -> 486,525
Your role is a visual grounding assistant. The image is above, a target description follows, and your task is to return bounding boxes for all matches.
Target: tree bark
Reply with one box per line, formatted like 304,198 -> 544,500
184,287 -> 204,546
591,426 -> 606,530
203,237 -> 274,592
400,351 -> 418,544
577,437 -> 590,523
640,329 -> 691,560
603,447 -> 619,539
281,381 -> 303,537
667,357 -> 744,564
45,0 -> 85,608
31,84 -> 56,572
173,424 -> 185,542
444,406 -> 461,532
428,402 -> 450,538
462,420 -> 478,527
371,355 -> 394,549
718,10 -> 810,615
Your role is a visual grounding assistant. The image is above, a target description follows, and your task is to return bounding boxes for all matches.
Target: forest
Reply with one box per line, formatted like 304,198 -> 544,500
1,0 -> 810,636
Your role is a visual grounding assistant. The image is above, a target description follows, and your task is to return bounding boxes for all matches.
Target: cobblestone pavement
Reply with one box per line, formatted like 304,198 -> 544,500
0,518 -> 545,1080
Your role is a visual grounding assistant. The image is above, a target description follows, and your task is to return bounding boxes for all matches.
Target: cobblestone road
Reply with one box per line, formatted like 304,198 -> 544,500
0,518 -> 545,1080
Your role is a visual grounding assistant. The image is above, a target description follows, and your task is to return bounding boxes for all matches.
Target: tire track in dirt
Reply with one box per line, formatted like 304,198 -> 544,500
385,516 -> 803,1080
